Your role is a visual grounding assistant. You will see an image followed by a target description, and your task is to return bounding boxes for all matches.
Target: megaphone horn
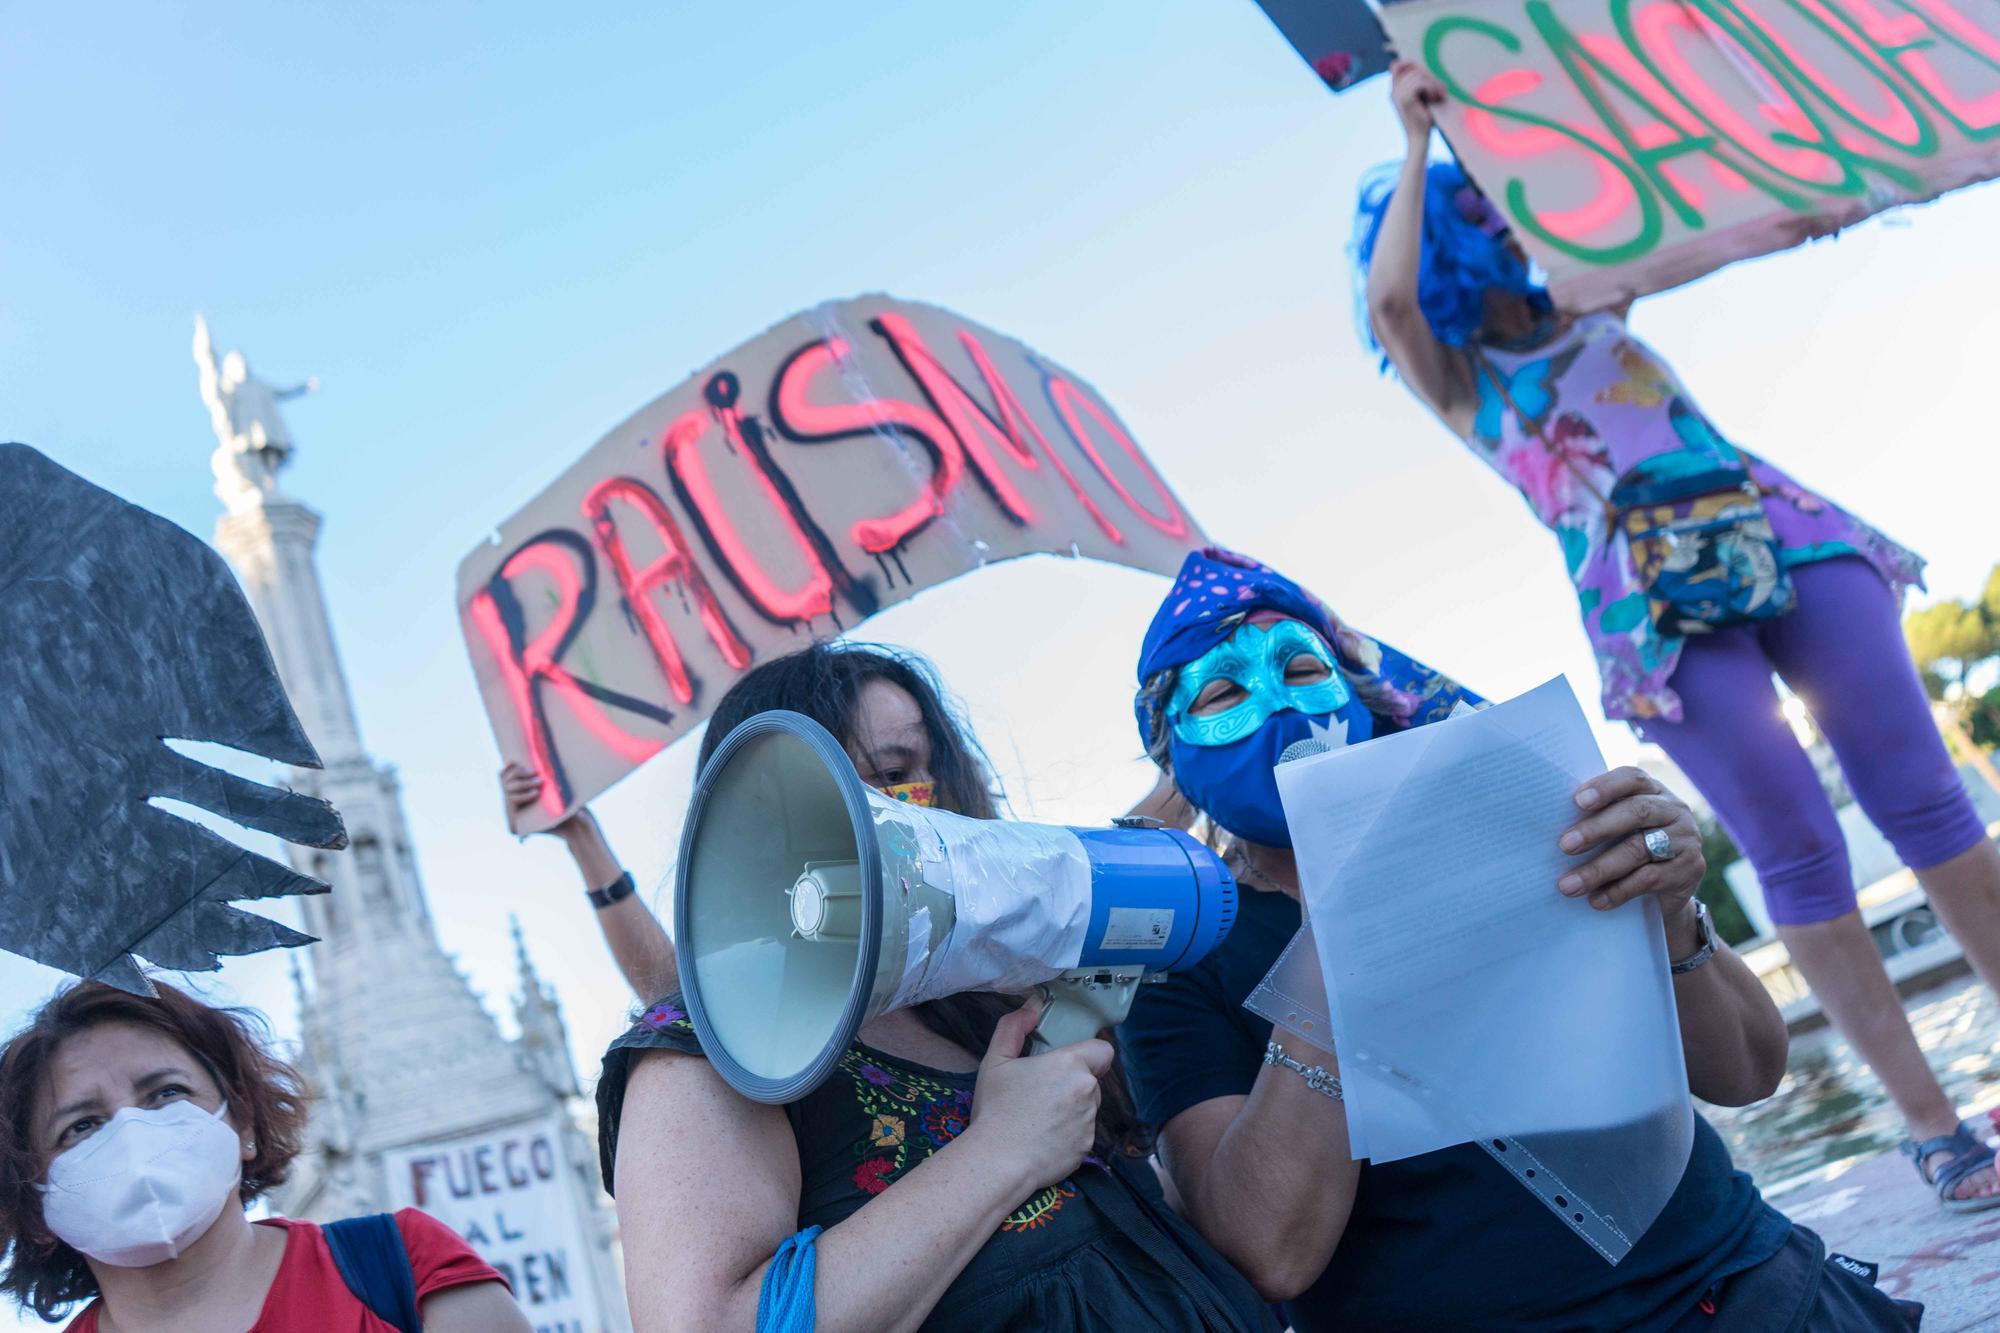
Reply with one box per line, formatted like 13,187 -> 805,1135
675,710 -> 1238,1103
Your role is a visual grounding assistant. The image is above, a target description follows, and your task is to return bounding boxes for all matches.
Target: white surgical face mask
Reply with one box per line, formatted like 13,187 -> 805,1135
39,1099 -> 243,1268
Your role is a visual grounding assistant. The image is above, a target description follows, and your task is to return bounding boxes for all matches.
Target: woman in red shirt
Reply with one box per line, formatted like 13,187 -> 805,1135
0,980 -> 531,1332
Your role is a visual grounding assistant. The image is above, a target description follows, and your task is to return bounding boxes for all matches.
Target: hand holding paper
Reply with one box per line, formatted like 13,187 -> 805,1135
1271,677 -> 1694,1263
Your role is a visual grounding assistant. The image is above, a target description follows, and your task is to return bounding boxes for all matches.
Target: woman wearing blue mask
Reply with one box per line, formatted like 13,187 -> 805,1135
0,980 -> 531,1332
1118,546 -> 1919,1331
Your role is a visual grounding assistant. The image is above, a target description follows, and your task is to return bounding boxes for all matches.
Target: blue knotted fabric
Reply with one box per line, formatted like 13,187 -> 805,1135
756,1225 -> 824,1333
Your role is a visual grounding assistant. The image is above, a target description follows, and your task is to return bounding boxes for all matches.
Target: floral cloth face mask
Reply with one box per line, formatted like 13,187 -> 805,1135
879,781 -> 936,808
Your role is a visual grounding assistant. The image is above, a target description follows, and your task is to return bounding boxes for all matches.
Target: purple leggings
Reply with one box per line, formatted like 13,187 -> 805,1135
1638,558 -> 1988,926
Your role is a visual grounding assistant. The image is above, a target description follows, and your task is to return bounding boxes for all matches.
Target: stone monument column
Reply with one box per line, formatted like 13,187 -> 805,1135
195,318 -> 629,1331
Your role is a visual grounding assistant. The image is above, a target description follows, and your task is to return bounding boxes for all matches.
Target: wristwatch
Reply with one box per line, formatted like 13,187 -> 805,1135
587,870 -> 636,910
1669,898 -> 1716,975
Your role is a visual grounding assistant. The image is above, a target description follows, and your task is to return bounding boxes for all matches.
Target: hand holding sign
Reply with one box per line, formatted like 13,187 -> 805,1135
1391,59 -> 1448,145
1376,0 -> 2000,310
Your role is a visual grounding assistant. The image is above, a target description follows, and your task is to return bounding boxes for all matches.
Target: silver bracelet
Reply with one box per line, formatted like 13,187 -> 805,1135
1669,898 -> 1717,975
1264,1040 -> 1343,1100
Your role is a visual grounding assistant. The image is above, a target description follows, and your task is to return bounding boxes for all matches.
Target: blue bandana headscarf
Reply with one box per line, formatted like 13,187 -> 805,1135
1135,547 -> 1483,844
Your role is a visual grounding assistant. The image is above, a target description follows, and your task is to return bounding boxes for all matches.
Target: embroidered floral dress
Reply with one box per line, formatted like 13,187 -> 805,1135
596,997 -> 1269,1332
1468,312 -> 1923,722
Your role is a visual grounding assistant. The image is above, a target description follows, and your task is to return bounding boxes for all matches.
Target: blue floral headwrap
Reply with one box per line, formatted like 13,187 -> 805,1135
1134,547 -> 1485,845
1133,547 -> 1482,752
1349,156 -> 1553,369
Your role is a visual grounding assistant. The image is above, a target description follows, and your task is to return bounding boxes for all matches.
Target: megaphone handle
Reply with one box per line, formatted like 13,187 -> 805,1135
1028,968 -> 1144,1052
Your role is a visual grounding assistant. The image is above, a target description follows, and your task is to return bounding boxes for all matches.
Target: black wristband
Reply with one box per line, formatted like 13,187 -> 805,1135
587,871 -> 636,910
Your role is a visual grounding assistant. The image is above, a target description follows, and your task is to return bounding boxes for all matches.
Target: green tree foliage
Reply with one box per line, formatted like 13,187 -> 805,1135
1905,599 -> 1998,697
1694,815 -> 1757,946
1904,566 -> 2000,764
1975,687 -> 2000,751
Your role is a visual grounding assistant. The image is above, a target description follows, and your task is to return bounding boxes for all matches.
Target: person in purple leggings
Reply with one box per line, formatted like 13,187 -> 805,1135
1359,59 -> 2000,1211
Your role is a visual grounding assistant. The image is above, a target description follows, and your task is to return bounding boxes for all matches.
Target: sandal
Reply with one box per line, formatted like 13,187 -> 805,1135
1899,1120 -> 2000,1214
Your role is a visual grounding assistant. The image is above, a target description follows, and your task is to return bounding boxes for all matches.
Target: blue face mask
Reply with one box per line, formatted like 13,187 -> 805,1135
1167,621 -> 1375,847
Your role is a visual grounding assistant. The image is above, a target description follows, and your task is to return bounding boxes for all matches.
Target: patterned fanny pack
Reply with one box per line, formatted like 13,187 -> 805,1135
1607,458 -> 1796,637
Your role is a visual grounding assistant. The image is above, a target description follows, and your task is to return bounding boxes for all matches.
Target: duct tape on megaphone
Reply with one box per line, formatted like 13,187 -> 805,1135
674,710 -> 1239,1103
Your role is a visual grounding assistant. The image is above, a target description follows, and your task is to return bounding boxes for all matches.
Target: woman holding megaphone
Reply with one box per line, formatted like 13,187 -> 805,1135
596,643 -> 1270,1332
1118,547 -> 1919,1330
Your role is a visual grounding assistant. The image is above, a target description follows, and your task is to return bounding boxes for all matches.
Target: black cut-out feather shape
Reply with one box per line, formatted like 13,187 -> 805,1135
0,443 -> 347,993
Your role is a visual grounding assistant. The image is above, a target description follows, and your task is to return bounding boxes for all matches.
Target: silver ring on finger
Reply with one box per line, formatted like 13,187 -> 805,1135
1643,828 -> 1674,863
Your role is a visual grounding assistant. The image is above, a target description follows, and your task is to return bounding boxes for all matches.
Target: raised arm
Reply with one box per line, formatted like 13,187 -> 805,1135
502,764 -> 676,1000
192,315 -> 226,425
1365,62 -> 1478,439
615,1004 -> 1111,1333
192,315 -> 218,382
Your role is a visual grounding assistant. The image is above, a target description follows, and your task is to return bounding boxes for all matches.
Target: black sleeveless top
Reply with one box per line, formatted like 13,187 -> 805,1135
597,996 -> 1272,1332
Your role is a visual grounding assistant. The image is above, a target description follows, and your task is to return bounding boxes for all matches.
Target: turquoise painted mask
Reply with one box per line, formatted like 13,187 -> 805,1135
1168,620 -> 1352,748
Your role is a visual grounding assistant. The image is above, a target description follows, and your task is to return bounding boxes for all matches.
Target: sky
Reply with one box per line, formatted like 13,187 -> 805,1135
3,2 -> 1998,1318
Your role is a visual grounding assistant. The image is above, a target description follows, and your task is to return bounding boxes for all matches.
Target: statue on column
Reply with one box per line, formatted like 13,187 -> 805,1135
194,314 -> 318,511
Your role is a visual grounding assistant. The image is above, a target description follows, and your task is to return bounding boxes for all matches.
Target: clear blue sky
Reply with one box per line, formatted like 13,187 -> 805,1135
3,4 -> 1997,1318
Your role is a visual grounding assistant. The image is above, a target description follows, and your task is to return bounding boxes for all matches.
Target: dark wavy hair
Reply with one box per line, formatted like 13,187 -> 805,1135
699,641 -> 1002,822
695,641 -> 1148,1158
1350,155 -> 1552,368
0,981 -> 310,1320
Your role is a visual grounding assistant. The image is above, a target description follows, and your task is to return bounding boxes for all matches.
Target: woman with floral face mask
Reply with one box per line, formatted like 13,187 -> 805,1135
599,641 -> 1270,1332
0,981 -> 531,1332
1119,547 -> 1920,1331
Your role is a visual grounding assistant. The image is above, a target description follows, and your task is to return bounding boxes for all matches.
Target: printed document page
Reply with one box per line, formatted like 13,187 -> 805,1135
1275,677 -> 1690,1163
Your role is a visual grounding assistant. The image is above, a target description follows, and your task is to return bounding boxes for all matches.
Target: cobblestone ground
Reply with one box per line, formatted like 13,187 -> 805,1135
1702,973 -> 2000,1196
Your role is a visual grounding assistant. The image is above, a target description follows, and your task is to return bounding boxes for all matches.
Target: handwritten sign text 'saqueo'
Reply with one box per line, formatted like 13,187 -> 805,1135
1381,0 -> 2000,307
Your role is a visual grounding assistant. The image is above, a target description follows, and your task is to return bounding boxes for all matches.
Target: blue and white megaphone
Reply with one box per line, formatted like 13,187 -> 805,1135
675,710 -> 1237,1103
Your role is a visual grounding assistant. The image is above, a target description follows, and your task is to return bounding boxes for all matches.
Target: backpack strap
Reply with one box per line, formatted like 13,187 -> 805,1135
323,1212 -> 423,1333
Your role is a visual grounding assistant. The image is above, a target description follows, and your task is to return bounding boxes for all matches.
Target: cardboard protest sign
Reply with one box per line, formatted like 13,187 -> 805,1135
460,296 -> 1206,833
0,444 -> 346,992
1379,0 -> 2000,309
1252,0 -> 1394,91
386,1117 -> 609,1331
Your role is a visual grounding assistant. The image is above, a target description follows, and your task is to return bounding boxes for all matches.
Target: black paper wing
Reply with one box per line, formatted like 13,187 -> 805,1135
1250,0 -> 1393,92
0,444 -> 347,993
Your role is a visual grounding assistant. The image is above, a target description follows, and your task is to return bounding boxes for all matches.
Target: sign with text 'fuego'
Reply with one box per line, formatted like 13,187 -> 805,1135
459,297 -> 1203,833
385,1118 -> 606,1333
1379,0 -> 2000,309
